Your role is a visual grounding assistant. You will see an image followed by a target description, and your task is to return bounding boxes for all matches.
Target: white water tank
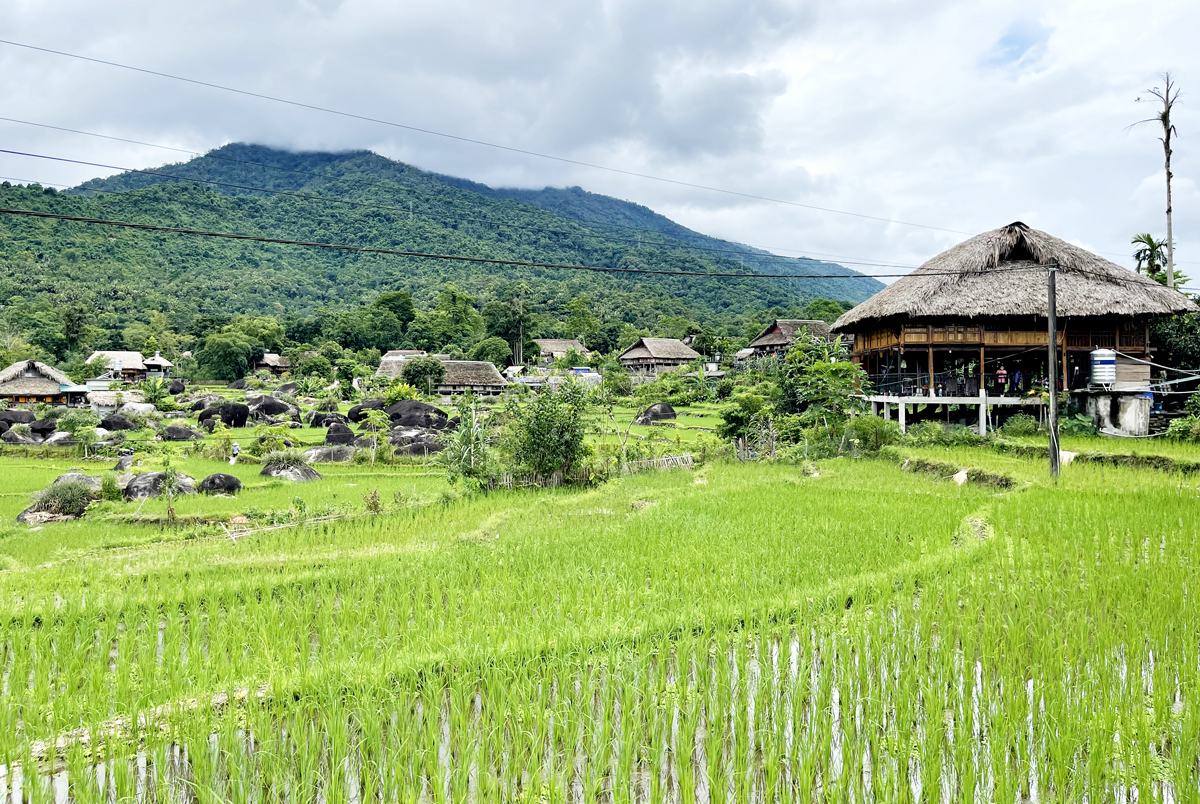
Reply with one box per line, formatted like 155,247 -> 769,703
1090,349 -> 1117,386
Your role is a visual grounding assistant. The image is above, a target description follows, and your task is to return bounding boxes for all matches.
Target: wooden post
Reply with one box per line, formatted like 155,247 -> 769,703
1047,262 -> 1060,479
927,345 -> 935,396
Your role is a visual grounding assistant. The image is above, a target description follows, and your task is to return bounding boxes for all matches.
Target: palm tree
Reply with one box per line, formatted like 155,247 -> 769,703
1131,233 -> 1186,287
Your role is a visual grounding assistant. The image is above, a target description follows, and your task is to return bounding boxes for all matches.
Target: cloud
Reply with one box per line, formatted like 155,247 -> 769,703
1,0 -> 1198,277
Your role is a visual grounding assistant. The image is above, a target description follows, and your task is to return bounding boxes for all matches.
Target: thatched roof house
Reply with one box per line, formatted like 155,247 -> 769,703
436,361 -> 508,397
254,353 -> 291,375
0,361 -> 88,405
533,339 -> 587,361
747,319 -> 832,357
833,222 -> 1198,395
87,350 -> 149,382
618,338 -> 700,375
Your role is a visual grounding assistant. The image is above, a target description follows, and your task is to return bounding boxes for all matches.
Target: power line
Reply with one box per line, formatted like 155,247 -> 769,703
0,116 -> 920,270
0,207 -> 1045,280
0,148 -> 914,273
0,38 -> 973,236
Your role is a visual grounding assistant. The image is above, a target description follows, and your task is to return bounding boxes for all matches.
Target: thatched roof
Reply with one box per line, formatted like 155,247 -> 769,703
533,339 -> 587,357
0,360 -> 74,395
832,222 -> 1198,332
439,361 -> 508,388
88,350 -> 147,371
748,319 -> 832,348
619,338 -> 701,362
258,353 -> 291,368
376,360 -> 406,379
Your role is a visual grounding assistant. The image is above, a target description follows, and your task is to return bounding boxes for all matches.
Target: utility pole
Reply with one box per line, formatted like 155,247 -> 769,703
1047,260 -> 1060,479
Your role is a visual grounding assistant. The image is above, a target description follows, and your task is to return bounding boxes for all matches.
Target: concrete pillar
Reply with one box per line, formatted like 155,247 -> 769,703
883,402 -> 891,422
1117,395 -> 1151,436
871,400 -> 879,416
978,388 -> 987,436
898,402 -> 907,434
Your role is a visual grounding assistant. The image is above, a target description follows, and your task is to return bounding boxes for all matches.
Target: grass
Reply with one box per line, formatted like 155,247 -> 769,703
2,413 -> 1199,798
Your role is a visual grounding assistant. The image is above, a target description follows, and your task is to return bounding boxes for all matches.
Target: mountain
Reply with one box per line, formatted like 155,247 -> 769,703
0,144 -> 882,361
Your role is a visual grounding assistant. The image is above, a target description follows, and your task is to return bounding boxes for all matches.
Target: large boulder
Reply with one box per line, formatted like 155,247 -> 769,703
395,440 -> 444,457
384,400 -> 450,429
273,382 -> 299,396
161,425 -> 201,441
52,473 -> 102,490
0,410 -> 35,425
389,427 -> 444,456
303,446 -> 355,463
261,462 -> 322,482
119,402 -> 156,416
635,402 -> 677,425
199,473 -> 243,495
227,378 -> 247,390
198,402 -> 250,428
0,421 -> 8,435
325,422 -> 356,446
30,419 -> 56,436
123,472 -> 197,499
247,395 -> 297,421
347,399 -> 385,422
43,431 -> 77,446
167,379 -> 186,395
100,414 -> 136,431
1,429 -> 37,445
113,454 -> 133,471
307,411 -> 349,428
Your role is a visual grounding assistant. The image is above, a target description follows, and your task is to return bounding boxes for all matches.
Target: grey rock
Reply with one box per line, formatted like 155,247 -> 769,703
100,414 -> 136,431
635,402 -> 677,425
161,425 -> 201,441
119,402 -> 156,416
199,473 -> 243,494
167,379 -> 186,395
43,431 -> 77,446
123,472 -> 196,499
347,399 -> 385,422
52,473 -> 102,490
303,446 -> 354,463
1,430 -> 37,445
30,419 -> 56,436
0,410 -> 35,425
325,422 -> 355,446
384,400 -> 449,429
113,455 -> 133,471
260,463 -> 322,482
198,402 -> 250,428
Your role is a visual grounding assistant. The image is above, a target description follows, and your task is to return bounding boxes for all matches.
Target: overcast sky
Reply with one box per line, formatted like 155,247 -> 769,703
2,0 -> 1198,285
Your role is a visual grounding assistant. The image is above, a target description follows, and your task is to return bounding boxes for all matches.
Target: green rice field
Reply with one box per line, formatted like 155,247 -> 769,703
0,434 -> 1197,801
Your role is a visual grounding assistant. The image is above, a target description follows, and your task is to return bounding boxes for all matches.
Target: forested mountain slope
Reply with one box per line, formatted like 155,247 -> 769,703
0,144 -> 881,363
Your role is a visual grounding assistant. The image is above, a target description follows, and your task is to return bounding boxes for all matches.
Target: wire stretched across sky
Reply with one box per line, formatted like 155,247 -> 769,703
0,206 -> 1048,281
0,116 -> 922,270
0,147 -> 917,273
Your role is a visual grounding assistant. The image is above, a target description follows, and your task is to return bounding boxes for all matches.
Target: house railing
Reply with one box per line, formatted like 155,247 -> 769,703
867,371 -> 1052,398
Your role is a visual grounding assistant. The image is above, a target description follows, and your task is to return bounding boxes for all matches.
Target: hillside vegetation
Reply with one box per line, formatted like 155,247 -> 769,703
0,145 -> 880,370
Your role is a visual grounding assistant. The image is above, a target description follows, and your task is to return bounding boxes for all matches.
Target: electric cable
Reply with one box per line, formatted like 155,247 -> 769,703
0,147 -> 914,272
0,206 -> 1049,281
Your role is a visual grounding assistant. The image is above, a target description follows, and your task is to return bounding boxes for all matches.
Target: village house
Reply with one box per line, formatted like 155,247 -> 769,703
253,353 -> 292,376
0,361 -> 89,407
376,355 -> 508,397
832,221 -> 1197,435
745,319 -> 833,358
87,350 -> 151,383
532,339 -> 587,363
618,337 -> 700,377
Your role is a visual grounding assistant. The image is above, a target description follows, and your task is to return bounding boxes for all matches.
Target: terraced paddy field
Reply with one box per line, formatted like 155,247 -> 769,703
0,441 -> 1197,801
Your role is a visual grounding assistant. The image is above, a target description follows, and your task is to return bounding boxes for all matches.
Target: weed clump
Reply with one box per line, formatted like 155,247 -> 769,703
30,480 -> 95,518
261,449 -> 308,469
1000,412 -> 1040,436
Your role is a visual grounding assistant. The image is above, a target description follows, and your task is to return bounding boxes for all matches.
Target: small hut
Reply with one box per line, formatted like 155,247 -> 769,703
87,351 -> 149,383
532,339 -> 587,363
832,222 -> 1197,433
618,338 -> 700,376
746,319 -> 832,358
435,361 -> 509,397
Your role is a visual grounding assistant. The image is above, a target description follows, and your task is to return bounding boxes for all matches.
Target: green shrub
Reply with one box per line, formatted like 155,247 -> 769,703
1186,393 -> 1200,418
1001,412 -> 1040,436
30,480 -> 95,518
1166,416 -> 1200,442
262,449 -> 309,469
383,382 -> 421,405
1060,412 -> 1097,436
100,475 -> 123,502
846,416 -> 903,451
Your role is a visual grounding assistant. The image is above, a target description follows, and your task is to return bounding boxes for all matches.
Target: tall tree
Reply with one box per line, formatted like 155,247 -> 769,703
1135,74 -> 1181,289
